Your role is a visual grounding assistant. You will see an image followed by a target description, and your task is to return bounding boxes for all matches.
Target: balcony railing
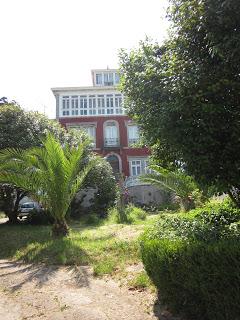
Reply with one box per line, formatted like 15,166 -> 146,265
104,138 -> 119,147
128,138 -> 139,146
124,176 -> 150,188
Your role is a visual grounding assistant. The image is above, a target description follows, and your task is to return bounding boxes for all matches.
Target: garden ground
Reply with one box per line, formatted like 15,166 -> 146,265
0,259 -> 156,320
0,217 -> 182,320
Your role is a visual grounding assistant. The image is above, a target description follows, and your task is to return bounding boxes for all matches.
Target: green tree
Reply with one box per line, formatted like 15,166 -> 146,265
119,0 -> 240,205
0,102 -> 88,223
0,134 -> 97,236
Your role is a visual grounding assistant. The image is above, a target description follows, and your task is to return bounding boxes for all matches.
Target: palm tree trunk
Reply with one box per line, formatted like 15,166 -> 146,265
52,218 -> 69,237
181,197 -> 195,212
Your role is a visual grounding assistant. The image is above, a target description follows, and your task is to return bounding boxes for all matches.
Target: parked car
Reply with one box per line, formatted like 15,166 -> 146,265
18,202 -> 42,218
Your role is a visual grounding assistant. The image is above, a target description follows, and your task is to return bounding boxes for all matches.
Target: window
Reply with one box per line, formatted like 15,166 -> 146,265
71,96 -> 78,109
89,95 -> 96,115
80,96 -> 88,115
115,73 -> 120,84
60,93 -> 125,117
143,160 -> 151,173
71,110 -> 79,115
128,125 -> 139,146
104,73 -> 114,86
96,74 -> 102,85
130,160 -> 142,176
129,158 -> 149,176
106,94 -> 114,114
105,122 -> 119,146
115,94 -> 123,114
82,125 -> 96,146
106,154 -> 120,176
62,96 -> 70,116
97,95 -> 105,114
67,124 -> 96,147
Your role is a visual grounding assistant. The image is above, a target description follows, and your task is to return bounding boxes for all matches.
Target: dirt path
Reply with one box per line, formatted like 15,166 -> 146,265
0,259 -> 161,320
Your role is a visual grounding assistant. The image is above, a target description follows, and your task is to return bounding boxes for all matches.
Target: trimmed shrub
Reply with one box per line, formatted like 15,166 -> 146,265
141,237 -> 240,320
140,199 -> 240,320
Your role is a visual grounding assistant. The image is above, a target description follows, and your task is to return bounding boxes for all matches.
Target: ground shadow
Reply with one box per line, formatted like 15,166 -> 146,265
0,223 -> 91,291
0,260 -> 91,293
153,294 -> 185,320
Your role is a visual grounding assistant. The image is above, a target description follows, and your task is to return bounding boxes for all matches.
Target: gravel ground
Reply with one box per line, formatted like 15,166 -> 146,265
0,259 -> 163,320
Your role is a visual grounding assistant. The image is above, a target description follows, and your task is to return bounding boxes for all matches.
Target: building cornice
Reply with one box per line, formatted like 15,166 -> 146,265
51,86 -> 120,95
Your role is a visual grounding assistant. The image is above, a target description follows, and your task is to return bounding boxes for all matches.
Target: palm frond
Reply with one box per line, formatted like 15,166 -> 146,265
140,165 -> 198,198
0,133 -> 97,221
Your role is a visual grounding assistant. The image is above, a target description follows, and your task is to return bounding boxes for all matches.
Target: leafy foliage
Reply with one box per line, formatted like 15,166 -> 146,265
140,198 -> 240,319
82,159 -> 117,214
141,237 -> 240,320
119,0 -> 240,201
141,165 -> 202,210
107,204 -> 147,224
0,134 -> 97,236
0,102 -> 88,223
146,198 -> 240,242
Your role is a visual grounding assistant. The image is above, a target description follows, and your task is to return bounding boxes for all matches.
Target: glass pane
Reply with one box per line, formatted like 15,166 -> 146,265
115,73 -> 120,84
96,74 -> 102,85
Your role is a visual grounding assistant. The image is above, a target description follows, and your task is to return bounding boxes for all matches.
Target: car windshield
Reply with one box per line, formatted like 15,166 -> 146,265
21,203 -> 34,208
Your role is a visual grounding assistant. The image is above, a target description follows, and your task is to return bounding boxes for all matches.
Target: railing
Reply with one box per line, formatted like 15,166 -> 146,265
124,176 -> 150,188
128,138 -> 139,146
104,138 -> 119,147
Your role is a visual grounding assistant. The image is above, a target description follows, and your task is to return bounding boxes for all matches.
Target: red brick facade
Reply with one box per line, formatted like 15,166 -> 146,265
59,115 -> 149,177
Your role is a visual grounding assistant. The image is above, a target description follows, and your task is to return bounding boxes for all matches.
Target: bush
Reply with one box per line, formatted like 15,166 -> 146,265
70,160 -> 117,218
148,198 -> 240,242
141,237 -> 240,320
140,199 -> 240,320
125,204 -> 147,222
107,204 -> 147,224
107,207 -> 122,224
25,209 -> 54,225
79,213 -> 102,226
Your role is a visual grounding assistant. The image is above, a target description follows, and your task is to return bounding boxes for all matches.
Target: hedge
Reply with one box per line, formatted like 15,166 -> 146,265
141,236 -> 240,320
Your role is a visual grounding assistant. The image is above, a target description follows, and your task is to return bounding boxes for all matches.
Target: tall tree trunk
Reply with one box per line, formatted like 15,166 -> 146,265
3,188 -> 27,224
52,218 -> 69,237
0,185 -> 18,224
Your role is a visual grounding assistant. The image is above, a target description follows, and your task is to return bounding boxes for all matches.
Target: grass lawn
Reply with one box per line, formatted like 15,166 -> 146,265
0,216 -> 158,287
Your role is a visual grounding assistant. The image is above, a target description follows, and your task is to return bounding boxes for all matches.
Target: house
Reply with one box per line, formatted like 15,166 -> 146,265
51,68 -> 165,205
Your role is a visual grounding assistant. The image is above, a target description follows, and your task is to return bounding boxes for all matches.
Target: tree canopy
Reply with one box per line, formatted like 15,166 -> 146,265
0,102 -> 90,223
119,0 -> 240,201
0,134 -> 97,236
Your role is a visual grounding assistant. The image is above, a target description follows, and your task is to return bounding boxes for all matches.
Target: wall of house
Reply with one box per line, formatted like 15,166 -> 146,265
128,185 -> 168,206
59,115 -> 149,177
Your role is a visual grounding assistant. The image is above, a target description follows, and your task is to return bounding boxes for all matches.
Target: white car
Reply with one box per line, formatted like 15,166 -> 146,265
18,202 -> 42,218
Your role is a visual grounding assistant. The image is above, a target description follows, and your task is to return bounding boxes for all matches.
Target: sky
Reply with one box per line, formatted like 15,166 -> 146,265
0,0 -> 169,119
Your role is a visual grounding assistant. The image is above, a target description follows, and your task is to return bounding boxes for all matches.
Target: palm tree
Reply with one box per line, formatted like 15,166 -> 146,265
141,165 -> 200,211
0,134 -> 97,236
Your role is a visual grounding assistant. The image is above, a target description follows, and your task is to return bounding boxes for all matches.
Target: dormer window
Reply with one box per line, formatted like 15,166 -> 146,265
104,73 -> 114,86
96,74 -> 102,85
94,70 -> 120,86
115,73 -> 120,84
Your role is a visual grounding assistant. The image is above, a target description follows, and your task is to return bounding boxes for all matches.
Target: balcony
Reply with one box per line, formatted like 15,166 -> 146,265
128,138 -> 139,146
104,138 -> 120,148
